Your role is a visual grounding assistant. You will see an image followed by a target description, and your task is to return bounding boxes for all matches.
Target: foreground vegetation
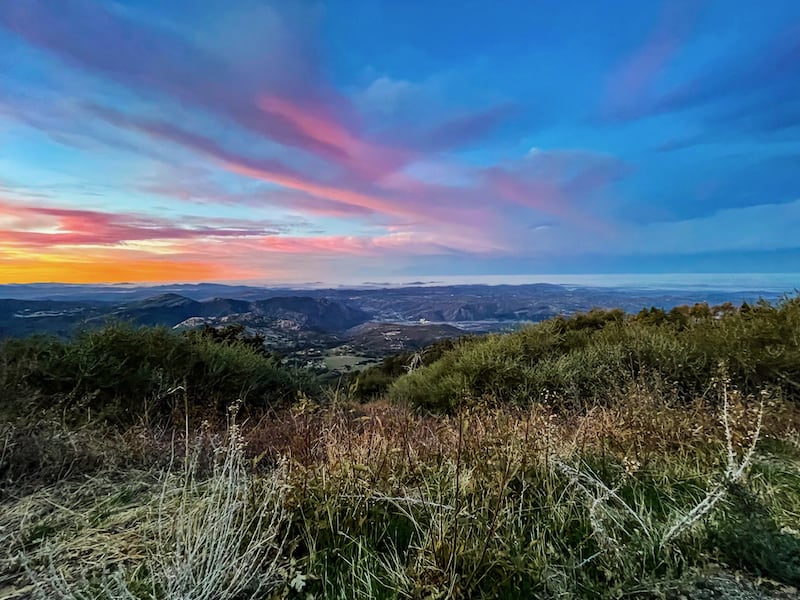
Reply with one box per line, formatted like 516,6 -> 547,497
0,322 -> 313,425
387,298 -> 800,410
2,300 -> 800,598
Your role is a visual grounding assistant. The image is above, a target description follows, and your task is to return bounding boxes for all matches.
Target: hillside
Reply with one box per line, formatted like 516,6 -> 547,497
0,294 -> 371,339
2,282 -> 786,331
1,300 -> 799,599
387,300 -> 800,411
3,282 -> 790,380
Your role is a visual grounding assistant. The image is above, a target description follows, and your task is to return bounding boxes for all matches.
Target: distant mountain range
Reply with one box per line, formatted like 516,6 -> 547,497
116,294 -> 370,331
0,281 -> 787,342
0,293 -> 370,339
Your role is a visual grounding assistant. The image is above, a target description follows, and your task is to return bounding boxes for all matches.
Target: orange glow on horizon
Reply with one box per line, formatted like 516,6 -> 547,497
0,257 -> 243,284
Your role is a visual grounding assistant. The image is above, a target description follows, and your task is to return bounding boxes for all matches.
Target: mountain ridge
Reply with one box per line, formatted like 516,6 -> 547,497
0,294 -> 371,338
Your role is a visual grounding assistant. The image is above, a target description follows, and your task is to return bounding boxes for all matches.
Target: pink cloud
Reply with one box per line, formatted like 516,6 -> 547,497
257,95 -> 408,179
80,93 -> 624,260
87,105 -> 429,219
93,104 -> 620,250
1,1 -> 563,258
259,235 -> 402,255
222,161 -> 419,219
258,95 -> 359,159
482,149 -> 628,229
0,1 -> 357,162
0,1 -> 520,181
0,198 -> 283,248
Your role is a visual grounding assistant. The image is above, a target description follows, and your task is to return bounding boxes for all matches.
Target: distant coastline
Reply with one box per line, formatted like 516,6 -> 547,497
3,273 -> 800,295
302,273 -> 800,293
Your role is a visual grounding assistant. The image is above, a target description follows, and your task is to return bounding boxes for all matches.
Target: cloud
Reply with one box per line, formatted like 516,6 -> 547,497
0,0 -> 346,160
405,104 -> 518,152
2,81 -> 627,270
605,12 -> 800,130
652,25 -> 800,117
257,233 -> 451,256
604,0 -> 705,120
0,1 -> 653,281
0,196 -> 280,284
87,104 -> 609,242
0,2 -> 565,217
0,198 -> 286,248
655,87 -> 800,152
355,76 -> 421,117
0,0 -> 518,183
256,94 -> 411,179
139,177 -> 377,218
629,198 -> 800,255
84,104 -> 414,215
479,149 -> 628,232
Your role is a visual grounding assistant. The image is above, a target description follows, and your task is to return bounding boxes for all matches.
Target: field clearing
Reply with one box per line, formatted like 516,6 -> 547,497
322,352 -> 377,371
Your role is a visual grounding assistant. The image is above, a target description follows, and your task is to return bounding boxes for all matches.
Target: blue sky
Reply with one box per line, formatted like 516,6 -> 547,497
0,0 -> 798,284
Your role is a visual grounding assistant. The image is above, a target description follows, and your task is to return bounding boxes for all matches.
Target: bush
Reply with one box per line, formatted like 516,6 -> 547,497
389,297 -> 800,411
349,337 -> 471,401
0,323 -> 313,424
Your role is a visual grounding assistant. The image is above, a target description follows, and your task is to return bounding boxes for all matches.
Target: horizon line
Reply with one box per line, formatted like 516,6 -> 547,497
1,272 -> 799,293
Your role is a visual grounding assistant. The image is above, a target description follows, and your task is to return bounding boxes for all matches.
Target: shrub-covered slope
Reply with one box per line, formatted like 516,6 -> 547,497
2,300 -> 800,599
389,298 -> 800,411
0,323 -> 312,424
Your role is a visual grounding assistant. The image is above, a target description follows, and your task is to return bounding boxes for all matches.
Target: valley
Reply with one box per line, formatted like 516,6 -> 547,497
0,281 -> 786,380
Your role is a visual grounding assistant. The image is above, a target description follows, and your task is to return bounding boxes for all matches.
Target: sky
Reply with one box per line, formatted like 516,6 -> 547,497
0,0 -> 799,285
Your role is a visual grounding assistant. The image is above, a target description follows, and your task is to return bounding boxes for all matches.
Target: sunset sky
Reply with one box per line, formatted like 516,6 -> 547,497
1,0 -> 799,284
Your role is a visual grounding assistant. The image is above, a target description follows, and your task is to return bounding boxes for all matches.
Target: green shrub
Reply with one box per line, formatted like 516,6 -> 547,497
350,337 -> 473,401
389,296 -> 800,411
0,323 -> 313,424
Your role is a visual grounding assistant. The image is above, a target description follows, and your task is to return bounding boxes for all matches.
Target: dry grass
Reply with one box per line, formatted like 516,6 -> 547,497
5,410 -> 290,600
3,381 -> 799,599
